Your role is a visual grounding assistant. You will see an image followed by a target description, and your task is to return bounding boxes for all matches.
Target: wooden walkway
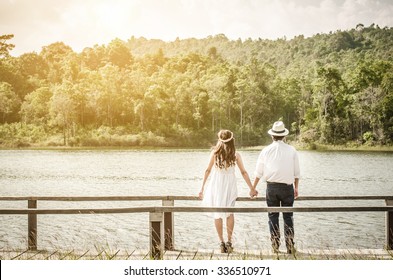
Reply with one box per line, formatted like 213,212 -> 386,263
1,248 -> 392,260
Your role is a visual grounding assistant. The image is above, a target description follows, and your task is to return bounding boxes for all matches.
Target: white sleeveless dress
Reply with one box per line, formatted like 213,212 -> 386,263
202,165 -> 238,219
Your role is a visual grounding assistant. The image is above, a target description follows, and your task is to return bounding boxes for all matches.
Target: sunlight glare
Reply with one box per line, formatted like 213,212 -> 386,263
95,3 -> 125,30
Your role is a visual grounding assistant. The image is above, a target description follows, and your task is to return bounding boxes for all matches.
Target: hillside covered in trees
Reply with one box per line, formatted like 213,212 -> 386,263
0,24 -> 392,148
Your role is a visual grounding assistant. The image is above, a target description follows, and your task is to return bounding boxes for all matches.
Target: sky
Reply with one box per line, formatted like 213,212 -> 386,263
1,0 -> 393,56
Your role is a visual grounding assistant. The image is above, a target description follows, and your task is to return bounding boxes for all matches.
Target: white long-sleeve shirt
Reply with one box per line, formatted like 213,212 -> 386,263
254,140 -> 300,184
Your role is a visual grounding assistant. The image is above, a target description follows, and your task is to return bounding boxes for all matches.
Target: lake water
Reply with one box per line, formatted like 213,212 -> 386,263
0,149 -> 392,252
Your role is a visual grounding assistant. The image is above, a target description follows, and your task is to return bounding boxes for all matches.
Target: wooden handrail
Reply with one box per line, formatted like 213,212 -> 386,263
1,206 -> 393,215
1,195 -> 392,259
1,195 -> 393,201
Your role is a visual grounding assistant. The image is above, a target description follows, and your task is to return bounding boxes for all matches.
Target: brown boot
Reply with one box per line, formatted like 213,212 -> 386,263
226,241 -> 233,253
220,241 -> 227,253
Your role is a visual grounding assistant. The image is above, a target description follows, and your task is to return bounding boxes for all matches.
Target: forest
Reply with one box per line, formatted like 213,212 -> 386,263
0,23 -> 392,148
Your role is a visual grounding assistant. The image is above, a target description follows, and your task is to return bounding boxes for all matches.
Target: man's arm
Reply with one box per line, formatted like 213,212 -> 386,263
294,177 -> 299,198
293,149 -> 300,198
251,152 -> 264,197
250,177 -> 260,197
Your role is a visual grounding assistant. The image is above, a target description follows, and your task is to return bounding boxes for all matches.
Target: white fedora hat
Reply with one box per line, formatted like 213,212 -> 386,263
268,121 -> 289,136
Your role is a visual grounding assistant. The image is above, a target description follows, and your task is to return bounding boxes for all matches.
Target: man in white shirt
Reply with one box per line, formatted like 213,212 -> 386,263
250,121 -> 300,254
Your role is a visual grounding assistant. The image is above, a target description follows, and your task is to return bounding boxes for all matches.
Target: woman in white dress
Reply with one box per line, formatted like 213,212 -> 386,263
199,130 -> 256,253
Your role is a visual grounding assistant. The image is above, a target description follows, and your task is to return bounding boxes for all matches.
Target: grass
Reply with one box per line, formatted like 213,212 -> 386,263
2,143 -> 393,153
293,142 -> 393,152
1,247 -> 392,260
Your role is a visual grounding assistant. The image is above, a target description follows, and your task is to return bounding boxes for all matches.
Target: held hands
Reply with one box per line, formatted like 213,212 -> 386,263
198,190 -> 204,200
249,188 -> 258,199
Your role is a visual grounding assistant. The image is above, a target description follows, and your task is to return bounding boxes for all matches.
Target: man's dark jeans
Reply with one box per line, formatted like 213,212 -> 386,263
266,183 -> 295,250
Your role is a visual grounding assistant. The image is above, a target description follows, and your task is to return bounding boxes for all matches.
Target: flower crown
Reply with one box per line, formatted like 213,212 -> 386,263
219,131 -> 234,143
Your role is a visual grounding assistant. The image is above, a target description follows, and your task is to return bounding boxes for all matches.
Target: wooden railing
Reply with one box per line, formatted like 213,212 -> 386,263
1,195 -> 392,259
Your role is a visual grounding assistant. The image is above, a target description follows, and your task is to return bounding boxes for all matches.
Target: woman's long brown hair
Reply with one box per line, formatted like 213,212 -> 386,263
213,130 -> 236,169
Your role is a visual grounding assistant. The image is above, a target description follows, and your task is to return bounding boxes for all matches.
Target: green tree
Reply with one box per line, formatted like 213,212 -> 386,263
128,69 -> 149,131
0,34 -> 15,58
349,60 -> 393,143
381,69 -> 393,142
80,45 -> 106,70
0,82 -> 20,123
49,81 -> 77,145
20,87 -> 52,124
312,67 -> 349,143
40,42 -> 73,83
106,38 -> 133,69
95,63 -> 126,127
16,52 -> 48,79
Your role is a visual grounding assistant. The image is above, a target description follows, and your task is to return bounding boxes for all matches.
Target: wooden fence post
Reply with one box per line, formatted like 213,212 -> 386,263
162,199 -> 174,250
149,211 -> 164,259
28,199 -> 37,251
386,200 -> 393,250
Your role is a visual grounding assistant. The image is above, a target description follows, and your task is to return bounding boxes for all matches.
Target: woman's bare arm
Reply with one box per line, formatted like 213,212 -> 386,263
236,152 -> 256,196
199,151 -> 215,199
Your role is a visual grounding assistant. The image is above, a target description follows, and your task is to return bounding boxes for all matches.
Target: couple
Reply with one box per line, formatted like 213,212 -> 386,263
199,121 -> 300,254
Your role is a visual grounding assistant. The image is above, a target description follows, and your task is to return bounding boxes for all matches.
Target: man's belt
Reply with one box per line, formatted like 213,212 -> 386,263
267,182 -> 293,187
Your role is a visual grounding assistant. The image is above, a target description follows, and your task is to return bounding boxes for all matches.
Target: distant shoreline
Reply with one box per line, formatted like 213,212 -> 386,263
1,143 -> 393,152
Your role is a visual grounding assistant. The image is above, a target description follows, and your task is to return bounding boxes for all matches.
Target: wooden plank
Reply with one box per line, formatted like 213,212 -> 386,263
125,249 -> 136,260
27,250 -> 44,260
149,212 -> 164,260
1,206 -> 393,215
0,207 -> 156,214
108,249 -> 120,260
0,196 -> 174,201
2,248 -> 392,260
60,250 -> 74,260
159,206 -> 393,213
45,250 -> 59,260
94,250 -> 104,260
11,249 -> 29,260
387,200 -> 393,250
163,199 -> 174,250
1,195 -> 393,201
28,199 -> 37,250
76,250 -> 90,260
289,196 -> 393,201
